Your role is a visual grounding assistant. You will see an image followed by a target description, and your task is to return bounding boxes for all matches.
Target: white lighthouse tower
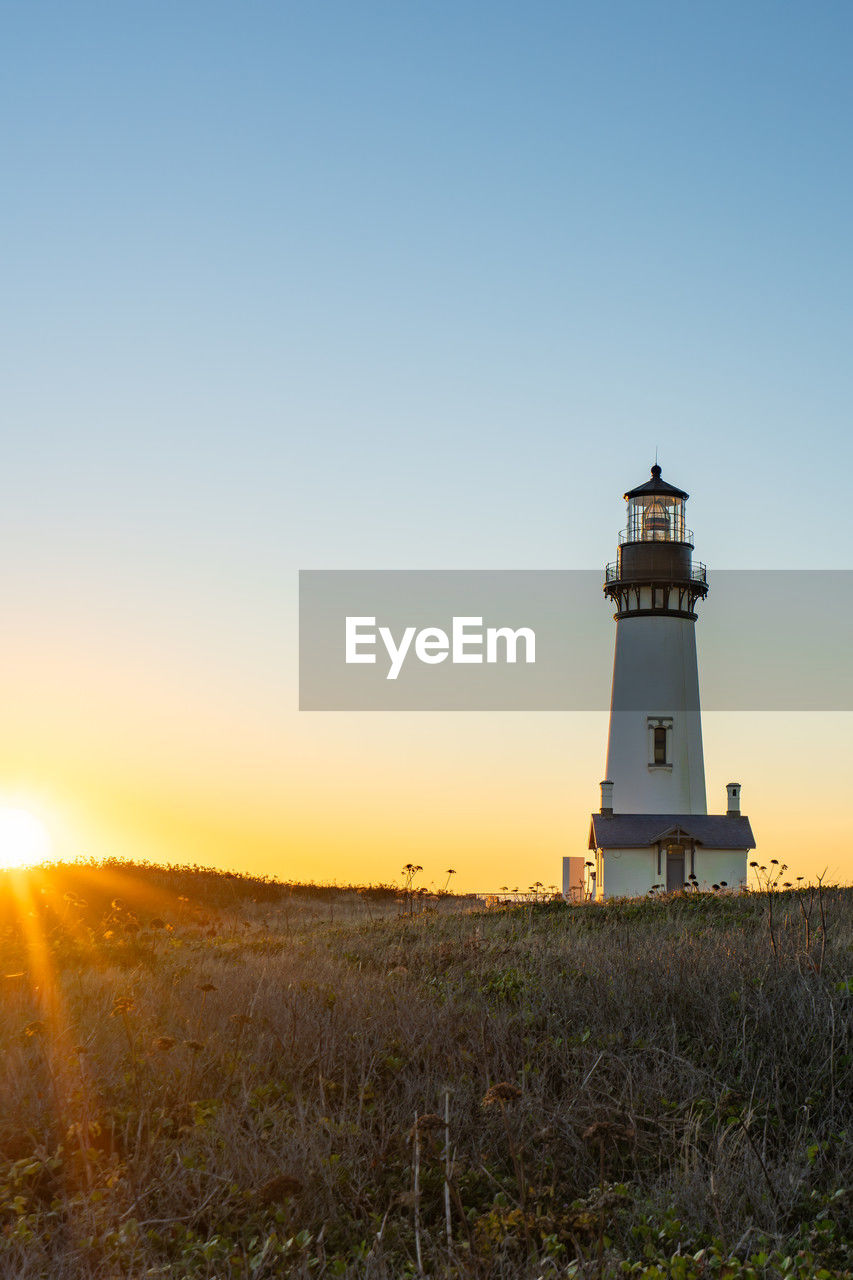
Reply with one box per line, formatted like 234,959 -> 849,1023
603,465 -> 708,814
570,464 -> 756,901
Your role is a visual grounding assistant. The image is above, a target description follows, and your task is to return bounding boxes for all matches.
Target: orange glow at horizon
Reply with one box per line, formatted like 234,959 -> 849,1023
1,709 -> 850,892
2,561 -> 851,893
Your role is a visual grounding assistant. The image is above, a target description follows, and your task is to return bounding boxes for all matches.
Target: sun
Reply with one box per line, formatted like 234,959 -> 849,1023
0,806 -> 52,869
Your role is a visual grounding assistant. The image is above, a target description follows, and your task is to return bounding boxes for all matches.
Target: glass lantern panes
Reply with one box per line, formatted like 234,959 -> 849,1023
626,495 -> 685,542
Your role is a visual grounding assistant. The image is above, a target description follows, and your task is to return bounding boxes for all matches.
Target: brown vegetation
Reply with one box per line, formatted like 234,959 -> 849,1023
0,861 -> 850,1278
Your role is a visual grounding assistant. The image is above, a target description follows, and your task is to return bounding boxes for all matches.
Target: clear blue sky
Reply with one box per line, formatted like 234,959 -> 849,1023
3,2 -> 852,577
1,2 -> 851,882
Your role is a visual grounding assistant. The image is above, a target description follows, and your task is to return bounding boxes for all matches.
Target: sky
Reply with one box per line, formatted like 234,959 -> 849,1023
1,2 -> 852,888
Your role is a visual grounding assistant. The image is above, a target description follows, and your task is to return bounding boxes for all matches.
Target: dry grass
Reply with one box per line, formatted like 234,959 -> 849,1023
0,861 -> 850,1278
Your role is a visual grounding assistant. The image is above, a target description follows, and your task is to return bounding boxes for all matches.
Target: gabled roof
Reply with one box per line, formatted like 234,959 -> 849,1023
624,464 -> 689,502
589,813 -> 755,851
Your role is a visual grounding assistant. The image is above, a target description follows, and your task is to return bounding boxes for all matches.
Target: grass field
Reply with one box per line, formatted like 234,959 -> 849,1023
0,861 -> 850,1278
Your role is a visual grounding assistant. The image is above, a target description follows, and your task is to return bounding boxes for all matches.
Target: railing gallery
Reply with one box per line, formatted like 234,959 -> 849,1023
605,561 -> 707,584
619,526 -> 694,546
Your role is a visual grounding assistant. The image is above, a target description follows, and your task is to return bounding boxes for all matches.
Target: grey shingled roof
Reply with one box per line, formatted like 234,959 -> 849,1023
589,813 -> 755,851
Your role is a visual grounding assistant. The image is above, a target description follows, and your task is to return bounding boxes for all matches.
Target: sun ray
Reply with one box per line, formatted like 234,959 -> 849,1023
1,866 -> 135,1246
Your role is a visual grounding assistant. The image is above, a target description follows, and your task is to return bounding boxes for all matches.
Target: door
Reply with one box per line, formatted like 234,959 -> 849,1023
666,846 -> 685,892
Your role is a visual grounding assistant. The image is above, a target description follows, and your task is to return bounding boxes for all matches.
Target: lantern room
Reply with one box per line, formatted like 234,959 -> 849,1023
624,465 -> 689,544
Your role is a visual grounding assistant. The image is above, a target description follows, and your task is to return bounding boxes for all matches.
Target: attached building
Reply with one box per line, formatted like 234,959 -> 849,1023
588,802 -> 755,897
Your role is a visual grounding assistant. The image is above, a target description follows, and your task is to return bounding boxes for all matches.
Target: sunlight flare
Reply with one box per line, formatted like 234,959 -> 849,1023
0,806 -> 52,868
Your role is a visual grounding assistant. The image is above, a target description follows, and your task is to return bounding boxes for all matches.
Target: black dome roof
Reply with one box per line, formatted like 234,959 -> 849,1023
624,465 -> 688,501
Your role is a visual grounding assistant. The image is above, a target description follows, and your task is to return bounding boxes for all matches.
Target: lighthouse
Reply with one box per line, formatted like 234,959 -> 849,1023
603,464 -> 708,815
566,465 -> 756,901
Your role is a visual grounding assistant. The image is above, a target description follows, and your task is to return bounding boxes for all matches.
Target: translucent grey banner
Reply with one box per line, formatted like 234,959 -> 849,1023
298,571 -> 853,710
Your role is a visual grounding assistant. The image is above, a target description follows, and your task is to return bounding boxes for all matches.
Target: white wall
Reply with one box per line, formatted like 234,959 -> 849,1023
692,850 -> 747,891
605,615 -> 707,814
598,847 -> 749,898
599,849 -> 658,899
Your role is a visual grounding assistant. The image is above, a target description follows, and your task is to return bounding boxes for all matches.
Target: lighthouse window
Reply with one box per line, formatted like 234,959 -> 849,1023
653,727 -> 667,764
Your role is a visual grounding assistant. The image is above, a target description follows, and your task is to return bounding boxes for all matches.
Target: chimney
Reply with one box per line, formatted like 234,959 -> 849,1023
600,780 -> 614,816
726,782 -> 741,816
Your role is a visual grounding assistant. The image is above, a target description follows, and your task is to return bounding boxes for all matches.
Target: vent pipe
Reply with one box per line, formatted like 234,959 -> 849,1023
600,780 -> 614,816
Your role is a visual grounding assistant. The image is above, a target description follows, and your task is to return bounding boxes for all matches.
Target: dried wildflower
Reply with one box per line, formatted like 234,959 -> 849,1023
111,897 -> 126,910
153,1036 -> 176,1051
483,1082 -> 522,1107
413,1113 -> 445,1133
254,1173 -> 302,1204
110,997 -> 135,1017
196,982 -> 217,993
23,1020 -> 45,1037
185,1040 -> 205,1053
582,1120 -> 636,1146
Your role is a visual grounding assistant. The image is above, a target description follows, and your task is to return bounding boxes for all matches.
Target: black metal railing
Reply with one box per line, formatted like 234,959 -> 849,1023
619,527 -> 694,546
605,561 -> 707,584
